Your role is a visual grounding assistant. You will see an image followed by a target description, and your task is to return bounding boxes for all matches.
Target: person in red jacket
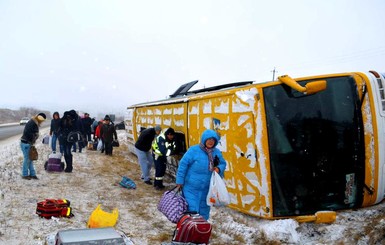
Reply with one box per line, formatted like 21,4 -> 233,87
94,120 -> 104,153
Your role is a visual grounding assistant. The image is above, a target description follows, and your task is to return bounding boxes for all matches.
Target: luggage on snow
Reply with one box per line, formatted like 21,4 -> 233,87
158,186 -> 188,223
44,152 -> 65,172
36,199 -> 73,219
172,212 -> 212,244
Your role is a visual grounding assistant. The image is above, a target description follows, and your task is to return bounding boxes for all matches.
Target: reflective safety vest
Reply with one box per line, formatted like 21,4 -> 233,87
152,133 -> 176,157
152,133 -> 163,156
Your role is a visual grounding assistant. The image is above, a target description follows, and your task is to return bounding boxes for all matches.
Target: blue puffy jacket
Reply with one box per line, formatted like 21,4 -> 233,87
176,129 -> 227,220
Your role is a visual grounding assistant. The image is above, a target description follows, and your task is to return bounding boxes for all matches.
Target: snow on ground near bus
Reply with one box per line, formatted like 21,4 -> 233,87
0,129 -> 385,245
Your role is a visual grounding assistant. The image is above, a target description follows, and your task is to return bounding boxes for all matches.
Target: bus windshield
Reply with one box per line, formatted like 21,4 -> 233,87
263,76 -> 365,216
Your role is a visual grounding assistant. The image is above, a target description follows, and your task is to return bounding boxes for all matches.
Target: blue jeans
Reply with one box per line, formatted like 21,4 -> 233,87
20,142 -> 36,177
135,147 -> 154,181
51,133 -> 64,153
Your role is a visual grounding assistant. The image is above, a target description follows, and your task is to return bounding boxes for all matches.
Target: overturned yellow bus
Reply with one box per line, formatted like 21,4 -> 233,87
126,70 -> 385,221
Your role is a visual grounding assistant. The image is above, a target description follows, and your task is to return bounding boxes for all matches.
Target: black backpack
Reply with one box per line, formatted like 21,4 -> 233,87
67,131 -> 82,143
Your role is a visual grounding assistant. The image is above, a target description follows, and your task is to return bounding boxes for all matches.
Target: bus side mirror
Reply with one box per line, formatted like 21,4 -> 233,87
305,80 -> 327,95
278,75 -> 327,95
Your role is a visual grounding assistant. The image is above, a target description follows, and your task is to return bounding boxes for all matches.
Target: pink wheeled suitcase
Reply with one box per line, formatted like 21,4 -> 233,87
172,213 -> 212,244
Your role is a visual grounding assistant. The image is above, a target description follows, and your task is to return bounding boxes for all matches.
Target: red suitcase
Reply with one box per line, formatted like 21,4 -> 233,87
172,213 -> 212,244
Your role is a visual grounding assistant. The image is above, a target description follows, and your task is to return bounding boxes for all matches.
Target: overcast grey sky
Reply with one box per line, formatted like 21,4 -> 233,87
1,0 -> 384,118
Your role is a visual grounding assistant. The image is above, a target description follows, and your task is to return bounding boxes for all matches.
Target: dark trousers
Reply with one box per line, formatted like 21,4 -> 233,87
104,141 -> 113,155
85,132 -> 92,141
72,140 -> 84,152
154,156 -> 167,187
63,142 -> 73,172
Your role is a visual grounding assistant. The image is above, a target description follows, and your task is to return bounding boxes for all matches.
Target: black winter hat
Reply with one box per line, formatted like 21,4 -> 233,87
165,128 -> 175,135
68,110 -> 78,119
37,113 -> 46,119
36,113 -> 46,123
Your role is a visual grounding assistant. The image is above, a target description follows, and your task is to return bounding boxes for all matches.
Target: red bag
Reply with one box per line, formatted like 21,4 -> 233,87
36,199 -> 73,219
172,213 -> 212,244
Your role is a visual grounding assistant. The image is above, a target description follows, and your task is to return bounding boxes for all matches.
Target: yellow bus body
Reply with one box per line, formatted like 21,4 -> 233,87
126,71 -> 385,220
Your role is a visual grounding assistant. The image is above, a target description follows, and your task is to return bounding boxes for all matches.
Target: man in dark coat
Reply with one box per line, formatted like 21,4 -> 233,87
81,113 -> 93,142
100,115 -> 118,156
58,110 -> 79,172
72,113 -> 85,153
134,125 -> 162,185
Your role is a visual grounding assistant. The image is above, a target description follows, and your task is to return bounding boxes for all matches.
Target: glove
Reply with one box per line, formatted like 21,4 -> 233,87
213,155 -> 219,167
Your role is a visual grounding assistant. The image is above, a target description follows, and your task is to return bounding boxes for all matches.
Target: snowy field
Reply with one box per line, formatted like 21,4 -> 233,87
0,128 -> 385,245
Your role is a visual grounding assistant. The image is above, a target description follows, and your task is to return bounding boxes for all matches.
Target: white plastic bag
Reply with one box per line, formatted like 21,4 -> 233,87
97,139 -> 103,151
42,135 -> 50,145
206,171 -> 230,206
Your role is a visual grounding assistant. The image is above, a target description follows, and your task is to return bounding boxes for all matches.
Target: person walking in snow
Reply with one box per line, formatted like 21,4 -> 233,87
71,113 -> 85,153
20,112 -> 47,180
94,120 -> 104,152
100,115 -> 118,156
134,125 -> 162,185
81,112 -> 93,142
176,129 -> 227,220
58,110 -> 79,172
91,118 -> 99,139
50,111 -> 63,154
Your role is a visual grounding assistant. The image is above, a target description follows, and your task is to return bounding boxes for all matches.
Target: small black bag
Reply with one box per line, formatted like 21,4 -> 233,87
112,140 -> 120,147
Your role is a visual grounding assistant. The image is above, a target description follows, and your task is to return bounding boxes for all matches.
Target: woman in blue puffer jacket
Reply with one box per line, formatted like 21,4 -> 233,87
176,129 -> 227,220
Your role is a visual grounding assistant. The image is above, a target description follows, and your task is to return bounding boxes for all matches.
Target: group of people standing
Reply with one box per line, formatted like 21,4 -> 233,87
49,111 -> 94,154
134,125 -> 177,190
20,110 -> 118,179
135,125 -> 227,220
21,112 -> 227,221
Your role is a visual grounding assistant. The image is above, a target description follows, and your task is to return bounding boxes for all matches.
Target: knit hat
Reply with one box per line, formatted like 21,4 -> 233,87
154,125 -> 162,132
104,115 -> 110,121
36,113 -> 46,122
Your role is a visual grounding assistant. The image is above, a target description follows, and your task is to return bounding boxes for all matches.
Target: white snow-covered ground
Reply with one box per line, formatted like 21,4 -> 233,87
0,128 -> 385,245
